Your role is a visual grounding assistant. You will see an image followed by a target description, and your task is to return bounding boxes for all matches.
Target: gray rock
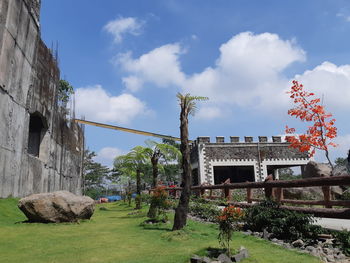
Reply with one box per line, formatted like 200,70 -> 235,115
333,164 -> 349,177
292,239 -> 305,248
304,161 -> 332,178
190,255 -> 202,263
325,254 -> 336,262
231,248 -> 249,263
271,238 -> 279,243
202,257 -> 212,263
305,246 -> 316,253
18,191 -> 95,223
263,229 -> 271,239
217,253 -> 232,263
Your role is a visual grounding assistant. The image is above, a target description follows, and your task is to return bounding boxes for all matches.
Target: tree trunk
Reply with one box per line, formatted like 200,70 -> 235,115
172,105 -> 191,230
148,156 -> 159,218
151,156 -> 159,187
136,169 -> 142,209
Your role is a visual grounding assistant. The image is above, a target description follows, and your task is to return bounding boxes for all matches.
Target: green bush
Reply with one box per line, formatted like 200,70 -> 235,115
244,200 -> 322,242
334,230 -> 350,256
189,197 -> 220,222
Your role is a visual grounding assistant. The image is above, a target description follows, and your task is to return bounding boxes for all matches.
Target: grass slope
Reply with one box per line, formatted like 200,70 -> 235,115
0,199 -> 321,263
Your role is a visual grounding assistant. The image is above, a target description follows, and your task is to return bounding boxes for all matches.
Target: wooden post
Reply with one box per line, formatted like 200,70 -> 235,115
247,188 -> 252,203
200,187 -> 205,197
322,186 -> 332,208
224,187 -> 231,201
209,189 -> 213,199
275,188 -> 283,204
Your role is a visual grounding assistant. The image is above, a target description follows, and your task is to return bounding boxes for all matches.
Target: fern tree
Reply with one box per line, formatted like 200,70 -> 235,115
144,140 -> 181,218
172,93 -> 208,231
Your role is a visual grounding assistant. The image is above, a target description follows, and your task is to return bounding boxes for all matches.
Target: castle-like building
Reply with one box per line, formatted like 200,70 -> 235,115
0,0 -> 84,197
190,136 -> 310,185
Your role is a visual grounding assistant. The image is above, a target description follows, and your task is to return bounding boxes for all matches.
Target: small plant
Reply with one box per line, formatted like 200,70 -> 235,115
148,186 -> 171,222
217,205 -> 244,257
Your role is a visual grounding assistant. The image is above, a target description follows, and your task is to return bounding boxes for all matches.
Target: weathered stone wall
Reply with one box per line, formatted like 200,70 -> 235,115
191,136 -> 310,184
0,0 -> 83,198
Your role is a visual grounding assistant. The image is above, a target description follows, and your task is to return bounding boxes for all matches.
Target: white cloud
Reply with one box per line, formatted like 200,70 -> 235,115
336,12 -> 350,22
117,44 -> 186,91
94,147 -> 125,167
75,85 -> 148,124
183,32 -> 306,109
103,16 -> 143,43
116,31 -> 350,119
294,62 -> 350,111
195,106 -> 222,120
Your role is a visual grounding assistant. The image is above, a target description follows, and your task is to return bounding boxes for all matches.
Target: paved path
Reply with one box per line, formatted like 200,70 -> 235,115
315,218 -> 350,231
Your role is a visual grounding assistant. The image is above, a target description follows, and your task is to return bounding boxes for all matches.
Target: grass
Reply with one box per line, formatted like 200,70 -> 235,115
0,199 -> 322,263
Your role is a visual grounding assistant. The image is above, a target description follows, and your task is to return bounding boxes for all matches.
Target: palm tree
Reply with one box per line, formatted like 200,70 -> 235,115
144,140 -> 181,188
172,93 -> 208,231
115,146 -> 149,209
144,140 -> 181,218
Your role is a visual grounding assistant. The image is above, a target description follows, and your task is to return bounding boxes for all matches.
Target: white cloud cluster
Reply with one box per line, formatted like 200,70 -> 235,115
74,85 -> 147,124
94,147 -> 124,167
116,31 -> 350,120
295,62 -> 350,111
104,16 -> 143,44
117,44 -> 186,92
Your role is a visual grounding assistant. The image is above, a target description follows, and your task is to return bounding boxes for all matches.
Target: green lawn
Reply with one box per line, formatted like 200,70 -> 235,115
0,199 -> 321,263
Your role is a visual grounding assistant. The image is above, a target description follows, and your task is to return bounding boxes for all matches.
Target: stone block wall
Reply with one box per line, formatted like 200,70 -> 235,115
190,136 -> 310,185
0,0 -> 84,198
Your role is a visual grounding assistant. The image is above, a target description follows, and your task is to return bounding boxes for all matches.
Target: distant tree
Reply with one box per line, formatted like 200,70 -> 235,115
115,146 -> 149,209
278,168 -> 301,181
58,79 -> 74,104
285,80 -> 337,169
83,149 -> 110,199
172,93 -> 208,231
335,157 -> 347,167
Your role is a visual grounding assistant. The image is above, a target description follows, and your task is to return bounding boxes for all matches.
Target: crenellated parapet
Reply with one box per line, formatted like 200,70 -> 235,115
196,136 -> 285,144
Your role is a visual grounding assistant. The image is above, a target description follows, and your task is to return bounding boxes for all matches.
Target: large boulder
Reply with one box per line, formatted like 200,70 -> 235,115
303,161 -> 332,178
18,191 -> 95,223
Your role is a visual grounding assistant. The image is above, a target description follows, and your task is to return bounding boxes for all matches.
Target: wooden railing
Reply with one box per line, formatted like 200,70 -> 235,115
153,175 -> 350,219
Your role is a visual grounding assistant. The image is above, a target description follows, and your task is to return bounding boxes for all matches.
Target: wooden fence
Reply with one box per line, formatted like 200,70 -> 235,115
153,175 -> 350,219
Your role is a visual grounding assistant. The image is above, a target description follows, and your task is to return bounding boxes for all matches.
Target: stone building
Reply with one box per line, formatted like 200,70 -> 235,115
190,136 -> 310,185
0,0 -> 84,198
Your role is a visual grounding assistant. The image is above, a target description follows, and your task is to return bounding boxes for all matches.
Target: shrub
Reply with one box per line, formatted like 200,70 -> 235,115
334,230 -> 350,256
189,197 -> 220,222
148,186 -> 171,222
244,200 -> 322,242
217,205 -> 244,256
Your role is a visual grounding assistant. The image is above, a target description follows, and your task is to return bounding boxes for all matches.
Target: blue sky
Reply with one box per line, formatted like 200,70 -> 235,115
41,0 -> 350,166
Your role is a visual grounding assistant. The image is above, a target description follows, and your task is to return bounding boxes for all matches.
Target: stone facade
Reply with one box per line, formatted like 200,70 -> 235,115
0,0 -> 84,197
190,136 -> 310,185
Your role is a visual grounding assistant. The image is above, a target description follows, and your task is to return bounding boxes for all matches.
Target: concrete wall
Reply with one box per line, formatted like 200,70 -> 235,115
0,0 -> 84,197
190,136 -> 310,185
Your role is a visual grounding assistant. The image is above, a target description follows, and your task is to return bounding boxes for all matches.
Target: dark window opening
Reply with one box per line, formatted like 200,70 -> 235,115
213,166 -> 255,184
28,113 -> 46,157
192,168 -> 199,186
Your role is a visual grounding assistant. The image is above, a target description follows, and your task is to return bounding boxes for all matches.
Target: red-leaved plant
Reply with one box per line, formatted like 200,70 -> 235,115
217,206 -> 244,256
285,80 -> 337,168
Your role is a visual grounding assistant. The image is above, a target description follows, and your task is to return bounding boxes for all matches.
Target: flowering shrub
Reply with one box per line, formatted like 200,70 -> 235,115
149,186 -> 171,221
217,206 -> 244,256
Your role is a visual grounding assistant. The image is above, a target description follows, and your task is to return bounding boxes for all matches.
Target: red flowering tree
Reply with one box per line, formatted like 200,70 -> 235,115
217,206 -> 244,256
285,80 -> 337,168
